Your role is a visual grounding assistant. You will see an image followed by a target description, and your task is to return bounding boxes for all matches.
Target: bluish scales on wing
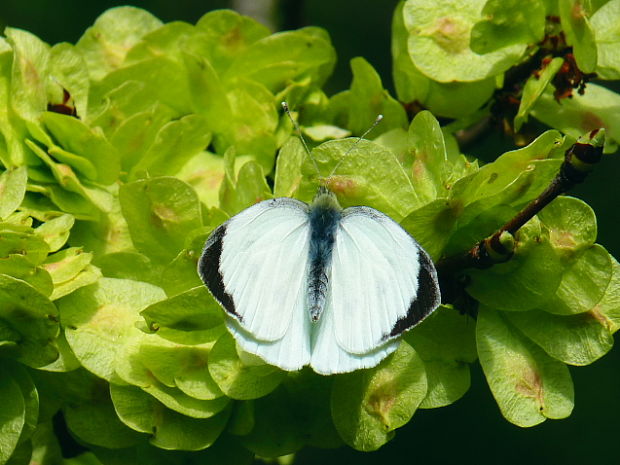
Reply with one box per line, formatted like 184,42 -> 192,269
307,186 -> 342,321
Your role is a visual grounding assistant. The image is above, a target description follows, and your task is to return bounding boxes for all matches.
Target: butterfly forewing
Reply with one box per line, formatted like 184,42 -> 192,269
199,198 -> 311,343
328,206 -> 438,355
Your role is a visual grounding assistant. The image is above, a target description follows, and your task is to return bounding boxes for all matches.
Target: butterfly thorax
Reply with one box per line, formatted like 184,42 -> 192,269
307,188 -> 342,322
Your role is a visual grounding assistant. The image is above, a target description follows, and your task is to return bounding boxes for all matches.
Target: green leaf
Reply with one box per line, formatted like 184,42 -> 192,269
514,57 -> 564,132
140,380 -> 230,420
41,112 -> 121,184
25,139 -> 114,216
34,213 -> 74,252
28,422 -> 63,465
0,366 -> 26,464
88,57 -> 190,124
124,21 -> 198,64
224,27 -> 336,92
331,341 -> 427,451
195,9 -> 270,71
129,115 -> 212,180
0,274 -> 59,367
402,0 -> 525,82
592,255 -> 620,333
94,252 -> 156,284
219,157 -> 272,217
0,166 -> 27,219
406,307 -> 477,408
0,254 -> 53,297
466,220 -> 564,311
64,390 -> 144,448
302,124 -> 350,142
531,83 -> 620,151
399,199 -> 460,260
175,151 -> 225,208
391,1 -> 430,104
591,0 -> 620,79
505,307 -> 614,366
0,228 -> 49,265
48,42 -> 90,119
42,247 -> 92,286
109,103 -> 175,174
471,0 -> 546,54
208,332 -> 286,400
114,328 -> 226,405
156,249 -> 203,297
373,128 -> 410,168
274,137 -> 306,198
38,330 -> 81,372
183,51 -> 233,136
541,244 -> 612,315
5,28 -> 50,122
5,361 -> 39,446
119,177 -> 203,263
141,286 -> 224,334
477,306 -> 574,427
538,196 -> 597,258
0,41 -> 30,168
392,2 -> 496,118
75,6 -> 163,80
408,111 -> 448,203
559,0 -> 597,73
299,138 -> 418,220
214,80 -> 278,173
338,57 -> 407,137
110,383 -> 230,451
59,277 -> 166,380
450,130 -> 565,212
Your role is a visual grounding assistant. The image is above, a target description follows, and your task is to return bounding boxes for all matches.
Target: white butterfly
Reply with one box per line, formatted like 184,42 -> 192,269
198,182 -> 441,375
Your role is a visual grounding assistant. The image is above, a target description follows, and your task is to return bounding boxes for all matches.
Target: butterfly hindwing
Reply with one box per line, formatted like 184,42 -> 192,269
199,198 -> 311,343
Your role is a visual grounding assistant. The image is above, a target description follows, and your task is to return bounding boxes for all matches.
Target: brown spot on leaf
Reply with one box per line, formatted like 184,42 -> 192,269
516,366 -> 544,408
185,170 -> 224,191
550,229 -> 577,249
412,159 -> 427,180
588,305 -> 612,332
366,380 -> 398,428
571,1 -> 586,20
428,16 -> 469,53
325,175 -> 357,196
223,27 -> 243,50
151,203 -> 178,226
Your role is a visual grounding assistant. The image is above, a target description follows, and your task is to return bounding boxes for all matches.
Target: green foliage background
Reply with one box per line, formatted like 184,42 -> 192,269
0,1 -> 619,464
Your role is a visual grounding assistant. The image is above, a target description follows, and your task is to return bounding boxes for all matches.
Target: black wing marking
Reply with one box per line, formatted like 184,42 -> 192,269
197,224 -> 242,321
388,246 -> 441,337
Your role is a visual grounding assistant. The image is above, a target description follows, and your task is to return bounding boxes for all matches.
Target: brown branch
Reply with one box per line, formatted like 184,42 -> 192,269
437,128 -> 605,277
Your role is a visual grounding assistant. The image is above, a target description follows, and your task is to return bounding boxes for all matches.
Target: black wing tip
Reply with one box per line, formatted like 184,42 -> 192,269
387,248 -> 441,338
197,224 -> 242,321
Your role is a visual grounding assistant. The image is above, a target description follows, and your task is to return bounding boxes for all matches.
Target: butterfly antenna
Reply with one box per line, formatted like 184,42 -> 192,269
327,114 -> 384,178
281,101 -> 320,176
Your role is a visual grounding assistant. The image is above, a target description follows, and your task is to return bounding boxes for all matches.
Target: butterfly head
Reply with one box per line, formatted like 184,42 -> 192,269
311,185 -> 342,212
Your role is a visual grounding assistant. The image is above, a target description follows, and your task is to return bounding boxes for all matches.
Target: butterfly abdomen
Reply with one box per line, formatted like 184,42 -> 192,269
307,192 -> 342,322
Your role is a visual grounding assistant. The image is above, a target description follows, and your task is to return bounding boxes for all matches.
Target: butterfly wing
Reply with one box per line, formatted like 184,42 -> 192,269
311,206 -> 440,369
198,198 -> 311,347
310,300 -> 400,375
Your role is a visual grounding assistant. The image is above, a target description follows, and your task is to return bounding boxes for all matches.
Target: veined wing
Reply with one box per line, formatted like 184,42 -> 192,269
198,198 -> 311,342
326,206 -> 440,355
